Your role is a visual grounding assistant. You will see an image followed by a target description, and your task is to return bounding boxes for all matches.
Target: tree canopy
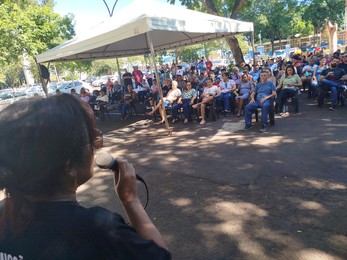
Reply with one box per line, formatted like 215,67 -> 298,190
168,0 -> 346,58
0,0 -> 75,88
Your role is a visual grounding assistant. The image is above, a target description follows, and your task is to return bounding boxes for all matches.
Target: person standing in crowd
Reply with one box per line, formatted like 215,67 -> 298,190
0,94 -> 171,259
205,59 -> 213,71
132,66 -> 144,89
145,65 -> 153,86
122,68 -> 133,88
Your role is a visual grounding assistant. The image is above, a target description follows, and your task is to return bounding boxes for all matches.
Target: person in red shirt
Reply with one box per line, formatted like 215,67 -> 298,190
205,59 -> 213,71
132,66 -> 144,88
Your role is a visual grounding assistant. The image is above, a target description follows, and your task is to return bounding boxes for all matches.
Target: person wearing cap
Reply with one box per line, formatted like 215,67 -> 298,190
291,55 -> 302,74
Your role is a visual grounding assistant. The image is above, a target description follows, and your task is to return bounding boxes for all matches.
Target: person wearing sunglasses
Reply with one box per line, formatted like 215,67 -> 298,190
0,94 -> 170,259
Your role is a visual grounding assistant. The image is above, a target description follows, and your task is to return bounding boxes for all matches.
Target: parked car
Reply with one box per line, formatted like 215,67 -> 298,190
92,75 -> 118,87
212,59 -> 231,69
243,54 -> 252,64
25,85 -> 45,97
0,88 -> 28,112
273,49 -> 286,58
254,52 -> 270,62
175,63 -> 190,75
58,81 -> 93,94
47,83 -> 62,96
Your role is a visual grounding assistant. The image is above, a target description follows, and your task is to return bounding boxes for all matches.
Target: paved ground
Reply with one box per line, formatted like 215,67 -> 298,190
77,96 -> 347,260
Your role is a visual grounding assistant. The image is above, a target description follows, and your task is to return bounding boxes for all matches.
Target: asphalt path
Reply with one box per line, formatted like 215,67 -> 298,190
78,96 -> 347,260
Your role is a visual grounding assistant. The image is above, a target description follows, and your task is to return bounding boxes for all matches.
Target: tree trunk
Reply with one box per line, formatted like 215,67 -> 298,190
227,36 -> 244,65
227,0 -> 247,65
326,20 -> 338,54
201,0 -> 246,66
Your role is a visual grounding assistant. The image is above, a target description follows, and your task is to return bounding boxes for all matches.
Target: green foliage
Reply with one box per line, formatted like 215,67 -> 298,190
0,61 -> 25,87
303,0 -> 344,33
0,1 -> 75,64
179,46 -> 200,62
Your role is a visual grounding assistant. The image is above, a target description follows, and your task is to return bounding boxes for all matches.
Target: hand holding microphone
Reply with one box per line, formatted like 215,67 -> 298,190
95,152 -> 148,208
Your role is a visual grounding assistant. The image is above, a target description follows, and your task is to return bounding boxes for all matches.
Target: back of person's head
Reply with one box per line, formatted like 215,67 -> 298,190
0,94 -> 99,237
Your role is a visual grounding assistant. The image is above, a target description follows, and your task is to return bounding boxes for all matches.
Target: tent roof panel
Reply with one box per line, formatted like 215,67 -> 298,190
36,0 -> 253,63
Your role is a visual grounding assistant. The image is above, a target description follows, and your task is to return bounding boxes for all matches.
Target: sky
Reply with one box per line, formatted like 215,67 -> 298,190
54,0 -> 182,35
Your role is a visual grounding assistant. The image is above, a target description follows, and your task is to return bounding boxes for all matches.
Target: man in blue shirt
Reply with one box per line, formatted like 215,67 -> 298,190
244,70 -> 277,132
250,64 -> 261,83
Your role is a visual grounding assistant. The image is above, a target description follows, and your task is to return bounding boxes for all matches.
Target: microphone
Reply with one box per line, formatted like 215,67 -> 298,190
94,151 -> 145,183
95,151 -> 149,209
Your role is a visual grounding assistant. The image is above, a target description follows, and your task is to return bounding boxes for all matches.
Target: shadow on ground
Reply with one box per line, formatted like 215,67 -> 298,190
77,97 -> 347,259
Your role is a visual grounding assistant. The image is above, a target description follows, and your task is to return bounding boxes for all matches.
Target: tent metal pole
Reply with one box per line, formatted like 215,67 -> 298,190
115,57 -> 123,85
146,32 -> 172,136
251,31 -> 255,66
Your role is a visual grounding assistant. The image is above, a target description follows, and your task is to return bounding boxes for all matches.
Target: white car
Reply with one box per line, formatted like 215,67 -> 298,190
211,59 -> 231,69
25,85 -> 45,97
0,88 -> 28,111
177,63 -> 191,74
273,50 -> 286,58
92,75 -> 118,87
58,81 -> 93,95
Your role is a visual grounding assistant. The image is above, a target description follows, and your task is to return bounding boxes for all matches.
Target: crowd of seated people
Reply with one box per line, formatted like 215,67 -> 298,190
79,49 -> 347,126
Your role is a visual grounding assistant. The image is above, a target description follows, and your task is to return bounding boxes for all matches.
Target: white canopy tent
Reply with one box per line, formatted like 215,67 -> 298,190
36,0 -> 253,63
37,0 -> 254,135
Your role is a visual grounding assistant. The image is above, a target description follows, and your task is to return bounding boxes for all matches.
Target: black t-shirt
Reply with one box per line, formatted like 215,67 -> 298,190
338,63 -> 347,74
122,72 -> 133,87
0,201 -> 171,260
321,67 -> 345,82
162,85 -> 170,97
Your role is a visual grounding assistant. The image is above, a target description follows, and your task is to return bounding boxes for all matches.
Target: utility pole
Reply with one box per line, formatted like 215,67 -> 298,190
101,0 -> 123,85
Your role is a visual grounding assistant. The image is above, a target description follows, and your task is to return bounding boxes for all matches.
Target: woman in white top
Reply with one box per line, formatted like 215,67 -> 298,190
311,57 -> 327,98
147,80 -> 181,123
192,79 -> 220,125
217,72 -> 236,112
